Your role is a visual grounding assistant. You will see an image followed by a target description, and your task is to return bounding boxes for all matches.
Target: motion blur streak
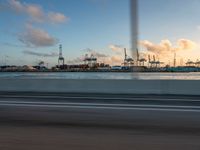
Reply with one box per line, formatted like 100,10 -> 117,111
130,0 -> 138,58
0,93 -> 200,150
131,0 -> 139,78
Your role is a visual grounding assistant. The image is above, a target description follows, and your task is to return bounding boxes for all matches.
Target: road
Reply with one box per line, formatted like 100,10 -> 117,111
0,92 -> 200,150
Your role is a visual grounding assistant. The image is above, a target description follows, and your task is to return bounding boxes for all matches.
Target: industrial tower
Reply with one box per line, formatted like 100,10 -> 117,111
58,44 -> 65,66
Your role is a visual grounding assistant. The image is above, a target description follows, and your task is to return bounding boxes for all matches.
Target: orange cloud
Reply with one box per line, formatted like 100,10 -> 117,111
109,44 -> 123,51
140,39 -> 197,55
176,39 -> 196,51
111,55 -> 123,63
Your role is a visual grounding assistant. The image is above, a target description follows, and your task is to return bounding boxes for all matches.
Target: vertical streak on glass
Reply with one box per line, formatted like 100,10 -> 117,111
130,0 -> 139,79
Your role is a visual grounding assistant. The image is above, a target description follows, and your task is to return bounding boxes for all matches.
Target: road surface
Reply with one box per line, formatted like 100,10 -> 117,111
0,92 -> 200,150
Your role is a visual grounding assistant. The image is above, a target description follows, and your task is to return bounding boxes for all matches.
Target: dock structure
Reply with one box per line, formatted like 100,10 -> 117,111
195,59 -> 200,67
136,49 -> 146,66
185,59 -> 200,67
186,59 -> 195,67
84,54 -> 97,68
148,55 -> 163,68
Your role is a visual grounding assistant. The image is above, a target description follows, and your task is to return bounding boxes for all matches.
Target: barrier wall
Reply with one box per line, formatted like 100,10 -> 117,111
0,79 -> 199,95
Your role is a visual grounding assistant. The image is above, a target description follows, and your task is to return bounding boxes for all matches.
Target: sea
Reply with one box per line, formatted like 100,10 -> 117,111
0,72 -> 200,80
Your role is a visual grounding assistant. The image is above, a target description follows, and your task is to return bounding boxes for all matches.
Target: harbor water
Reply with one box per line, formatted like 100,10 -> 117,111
0,72 -> 200,80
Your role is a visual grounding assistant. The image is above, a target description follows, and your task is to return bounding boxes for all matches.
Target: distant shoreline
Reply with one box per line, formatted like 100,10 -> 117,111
0,71 -> 195,73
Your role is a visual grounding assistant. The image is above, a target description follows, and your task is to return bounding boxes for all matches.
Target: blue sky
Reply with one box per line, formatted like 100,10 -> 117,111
0,0 -> 200,66
139,0 -> 200,41
138,0 -> 200,64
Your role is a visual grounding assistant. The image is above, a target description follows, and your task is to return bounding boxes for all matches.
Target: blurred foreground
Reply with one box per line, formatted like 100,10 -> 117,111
0,93 -> 200,150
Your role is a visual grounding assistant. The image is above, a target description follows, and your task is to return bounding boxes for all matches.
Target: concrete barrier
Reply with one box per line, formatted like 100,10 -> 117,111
0,79 -> 199,95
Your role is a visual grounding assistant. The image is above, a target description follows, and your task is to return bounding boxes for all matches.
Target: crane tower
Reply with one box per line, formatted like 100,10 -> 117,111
58,44 -> 65,67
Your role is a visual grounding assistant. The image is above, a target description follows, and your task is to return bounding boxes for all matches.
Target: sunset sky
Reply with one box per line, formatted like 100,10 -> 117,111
0,0 -> 200,66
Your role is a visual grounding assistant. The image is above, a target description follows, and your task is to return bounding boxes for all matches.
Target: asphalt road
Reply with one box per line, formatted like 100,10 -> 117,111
0,92 -> 200,150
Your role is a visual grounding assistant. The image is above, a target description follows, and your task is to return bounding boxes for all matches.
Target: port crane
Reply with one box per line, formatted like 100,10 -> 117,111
58,44 -> 65,67
123,48 -> 134,66
148,55 -> 164,68
84,54 -> 97,68
136,49 -> 146,66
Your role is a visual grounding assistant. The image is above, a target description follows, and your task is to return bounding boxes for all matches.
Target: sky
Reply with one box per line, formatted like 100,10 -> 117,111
0,0 -> 200,66
139,0 -> 200,65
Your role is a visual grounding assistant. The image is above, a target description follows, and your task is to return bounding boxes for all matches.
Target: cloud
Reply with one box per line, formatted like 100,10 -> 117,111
176,39 -> 196,50
110,55 -> 123,64
108,44 -> 133,65
140,40 -> 171,55
67,57 -> 84,64
99,55 -> 123,65
19,25 -> 58,47
23,50 -> 58,57
6,0 -> 68,24
140,39 -> 196,55
25,4 -> 44,23
109,44 -> 123,51
8,0 -> 24,12
48,12 -> 68,24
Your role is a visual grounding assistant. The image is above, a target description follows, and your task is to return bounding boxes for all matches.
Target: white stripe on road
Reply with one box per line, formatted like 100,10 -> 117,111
0,100 -> 200,109
0,101 -> 200,112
